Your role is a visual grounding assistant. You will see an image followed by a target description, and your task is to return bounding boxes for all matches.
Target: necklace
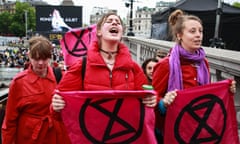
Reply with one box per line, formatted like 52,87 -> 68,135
105,61 -> 115,65
100,49 -> 118,60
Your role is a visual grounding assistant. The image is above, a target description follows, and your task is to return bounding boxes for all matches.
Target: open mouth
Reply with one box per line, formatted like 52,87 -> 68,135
194,40 -> 202,45
109,27 -> 118,34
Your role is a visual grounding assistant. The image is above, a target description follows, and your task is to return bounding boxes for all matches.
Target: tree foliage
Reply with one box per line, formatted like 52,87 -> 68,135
0,12 -> 13,35
0,1 -> 35,37
232,2 -> 240,8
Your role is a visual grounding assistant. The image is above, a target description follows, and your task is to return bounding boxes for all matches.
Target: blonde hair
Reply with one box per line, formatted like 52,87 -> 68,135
168,9 -> 202,42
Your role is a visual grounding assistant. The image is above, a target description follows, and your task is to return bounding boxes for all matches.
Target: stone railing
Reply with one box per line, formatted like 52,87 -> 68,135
0,67 -> 23,103
0,37 -> 240,136
0,67 -> 23,81
123,36 -> 240,132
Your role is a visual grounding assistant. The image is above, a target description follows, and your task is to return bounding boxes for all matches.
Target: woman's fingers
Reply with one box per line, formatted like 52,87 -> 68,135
52,94 -> 65,112
142,95 -> 157,107
163,90 -> 177,107
230,80 -> 236,94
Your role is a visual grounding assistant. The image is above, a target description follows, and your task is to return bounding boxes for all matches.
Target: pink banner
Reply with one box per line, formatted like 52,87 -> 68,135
60,24 -> 97,66
59,90 -> 157,144
164,79 -> 239,144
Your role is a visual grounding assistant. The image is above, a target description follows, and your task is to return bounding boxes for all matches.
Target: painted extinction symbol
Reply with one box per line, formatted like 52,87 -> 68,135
63,27 -> 94,57
79,98 -> 145,144
174,94 -> 227,144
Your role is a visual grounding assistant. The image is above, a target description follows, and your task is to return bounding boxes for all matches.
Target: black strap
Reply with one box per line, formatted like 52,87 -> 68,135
53,67 -> 62,84
81,56 -> 87,88
53,56 -> 86,86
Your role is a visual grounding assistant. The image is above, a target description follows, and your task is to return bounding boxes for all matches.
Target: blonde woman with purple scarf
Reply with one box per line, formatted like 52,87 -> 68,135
152,9 -> 236,143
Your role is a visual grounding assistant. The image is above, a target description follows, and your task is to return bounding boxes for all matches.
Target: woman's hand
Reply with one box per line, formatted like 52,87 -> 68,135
162,90 -> 177,107
52,94 -> 66,112
142,95 -> 157,107
230,80 -> 236,93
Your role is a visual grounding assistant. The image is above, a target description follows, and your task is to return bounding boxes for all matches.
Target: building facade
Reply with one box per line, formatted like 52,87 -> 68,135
133,7 -> 155,38
89,7 -> 117,25
0,1 -> 15,13
125,1 -> 177,38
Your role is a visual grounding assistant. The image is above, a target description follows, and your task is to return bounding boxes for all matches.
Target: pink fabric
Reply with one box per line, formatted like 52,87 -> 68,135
60,24 -> 97,67
164,79 -> 239,144
59,90 -> 157,144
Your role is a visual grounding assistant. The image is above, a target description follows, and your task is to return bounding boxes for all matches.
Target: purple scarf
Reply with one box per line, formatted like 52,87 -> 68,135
168,44 -> 210,91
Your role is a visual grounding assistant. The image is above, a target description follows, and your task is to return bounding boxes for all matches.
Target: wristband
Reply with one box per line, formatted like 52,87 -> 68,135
142,84 -> 154,90
158,100 -> 166,114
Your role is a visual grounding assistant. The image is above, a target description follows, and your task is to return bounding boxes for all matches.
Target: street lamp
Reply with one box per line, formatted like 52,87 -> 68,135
24,10 -> 28,38
125,0 -> 135,36
210,0 -> 225,49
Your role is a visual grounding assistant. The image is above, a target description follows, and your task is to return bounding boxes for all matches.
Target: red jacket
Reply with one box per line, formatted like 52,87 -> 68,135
2,65 -> 70,144
57,41 -> 147,91
153,56 -> 210,99
152,56 -> 210,134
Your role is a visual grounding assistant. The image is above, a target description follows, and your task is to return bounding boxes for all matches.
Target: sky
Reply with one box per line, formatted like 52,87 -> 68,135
42,0 -> 177,24
42,0 -> 239,25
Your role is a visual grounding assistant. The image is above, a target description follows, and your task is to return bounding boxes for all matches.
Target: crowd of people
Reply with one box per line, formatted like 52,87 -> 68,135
0,9 -> 238,144
0,47 -> 28,68
0,43 -> 64,69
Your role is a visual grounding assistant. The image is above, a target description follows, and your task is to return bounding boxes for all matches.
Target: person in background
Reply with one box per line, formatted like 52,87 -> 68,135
141,58 -> 158,84
57,60 -> 66,71
141,57 -> 162,143
2,35 -> 70,144
51,12 -> 157,142
152,9 -> 236,143
155,49 -> 167,61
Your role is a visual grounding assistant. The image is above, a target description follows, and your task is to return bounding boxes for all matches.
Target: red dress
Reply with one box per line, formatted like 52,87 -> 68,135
2,65 -> 71,144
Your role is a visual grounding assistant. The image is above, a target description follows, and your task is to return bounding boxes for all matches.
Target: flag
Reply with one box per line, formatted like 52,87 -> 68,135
59,90 -> 157,144
164,79 -> 239,144
60,24 -> 97,67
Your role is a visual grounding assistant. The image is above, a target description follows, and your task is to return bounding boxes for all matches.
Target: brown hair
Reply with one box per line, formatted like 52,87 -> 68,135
141,58 -> 158,75
96,12 -> 124,47
97,12 -> 123,33
28,35 -> 52,60
168,9 -> 202,42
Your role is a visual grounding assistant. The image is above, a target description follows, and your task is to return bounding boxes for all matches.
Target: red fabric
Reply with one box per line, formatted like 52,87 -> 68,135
153,56 -> 210,99
52,61 -> 59,67
60,24 -> 97,67
152,56 -> 210,133
51,41 -> 149,133
59,90 -> 157,144
57,41 -> 147,92
164,79 -> 239,144
2,65 -> 70,144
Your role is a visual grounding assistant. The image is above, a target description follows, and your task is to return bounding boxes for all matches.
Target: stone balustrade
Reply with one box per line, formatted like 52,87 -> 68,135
123,36 -> 240,134
1,37 -> 240,137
